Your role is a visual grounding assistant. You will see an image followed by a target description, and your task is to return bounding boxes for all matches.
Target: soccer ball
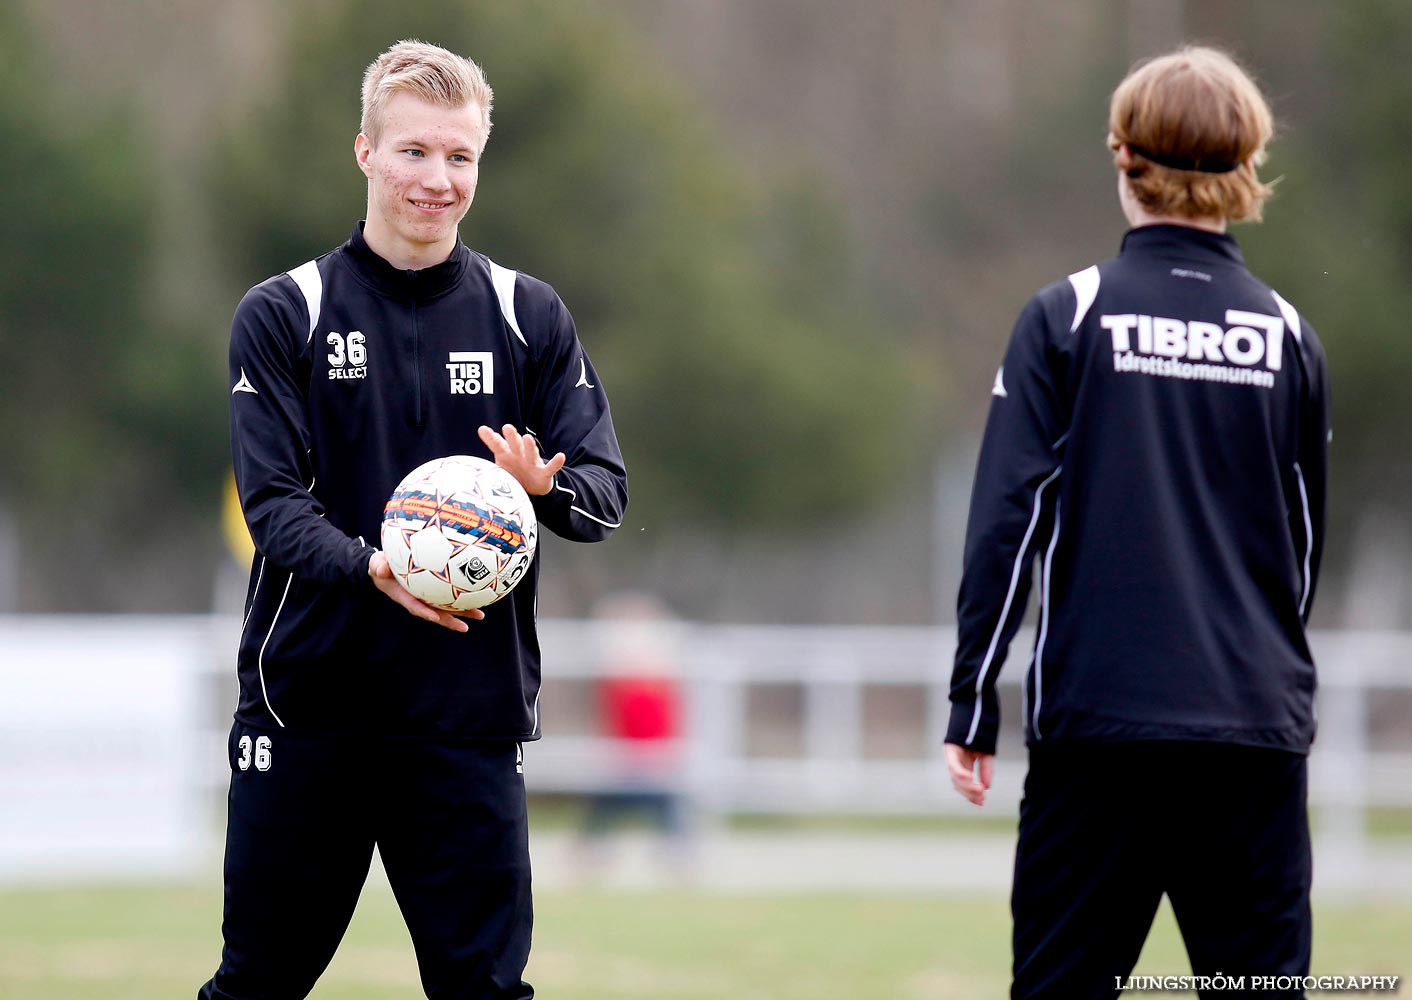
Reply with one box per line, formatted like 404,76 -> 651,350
380,455 -> 538,611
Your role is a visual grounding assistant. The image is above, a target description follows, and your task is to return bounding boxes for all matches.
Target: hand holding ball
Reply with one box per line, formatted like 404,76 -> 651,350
380,456 -> 539,612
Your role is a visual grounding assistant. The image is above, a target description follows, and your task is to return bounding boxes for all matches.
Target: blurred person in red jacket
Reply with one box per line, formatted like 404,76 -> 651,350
579,593 -> 690,875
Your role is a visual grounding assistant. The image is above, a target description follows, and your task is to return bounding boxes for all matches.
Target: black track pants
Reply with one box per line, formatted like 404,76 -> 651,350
199,722 -> 534,1000
1011,741 -> 1312,1000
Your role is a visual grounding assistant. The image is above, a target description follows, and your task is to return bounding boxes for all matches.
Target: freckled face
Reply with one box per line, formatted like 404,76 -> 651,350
355,92 -> 487,267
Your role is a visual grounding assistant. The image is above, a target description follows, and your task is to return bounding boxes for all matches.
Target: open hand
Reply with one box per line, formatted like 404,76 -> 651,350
368,551 -> 483,632
477,423 -> 565,496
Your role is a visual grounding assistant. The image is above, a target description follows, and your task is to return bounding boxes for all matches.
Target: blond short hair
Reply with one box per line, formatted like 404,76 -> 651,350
1108,46 -> 1275,222
360,40 -> 493,149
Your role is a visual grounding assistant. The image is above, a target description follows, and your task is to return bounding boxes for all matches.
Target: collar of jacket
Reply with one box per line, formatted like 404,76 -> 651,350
342,221 -> 470,299
1120,223 -> 1244,266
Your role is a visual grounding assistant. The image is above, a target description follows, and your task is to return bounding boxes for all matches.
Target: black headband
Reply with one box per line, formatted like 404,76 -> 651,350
1126,143 -> 1241,174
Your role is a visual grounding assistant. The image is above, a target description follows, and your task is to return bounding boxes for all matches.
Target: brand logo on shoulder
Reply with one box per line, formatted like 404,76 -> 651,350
574,356 -> 595,389
327,332 -> 368,380
447,351 -> 495,395
232,368 -> 258,395
1101,310 -> 1283,390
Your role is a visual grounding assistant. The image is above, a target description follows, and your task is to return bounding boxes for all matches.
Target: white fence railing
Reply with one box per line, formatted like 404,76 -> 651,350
532,623 -> 1412,823
2,616 -> 1409,881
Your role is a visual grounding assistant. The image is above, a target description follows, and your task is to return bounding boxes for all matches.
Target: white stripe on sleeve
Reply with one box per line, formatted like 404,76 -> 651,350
1067,265 -> 1101,333
1030,499 -> 1062,739
488,260 -> 528,347
1271,290 -> 1302,342
554,480 -> 622,529
286,260 -> 323,344
1294,462 -> 1313,617
965,465 -> 1063,745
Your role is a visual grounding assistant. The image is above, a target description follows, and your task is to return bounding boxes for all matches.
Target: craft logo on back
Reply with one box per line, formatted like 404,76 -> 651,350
447,352 -> 495,395
1101,310 -> 1283,389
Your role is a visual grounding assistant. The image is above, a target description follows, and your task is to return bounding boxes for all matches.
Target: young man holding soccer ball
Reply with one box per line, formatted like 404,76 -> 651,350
204,40 -> 627,999
945,48 -> 1329,998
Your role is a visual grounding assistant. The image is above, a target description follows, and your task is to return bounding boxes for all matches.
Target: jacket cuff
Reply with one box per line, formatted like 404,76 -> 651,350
341,536 -> 377,588
530,474 -> 572,522
946,700 -> 998,755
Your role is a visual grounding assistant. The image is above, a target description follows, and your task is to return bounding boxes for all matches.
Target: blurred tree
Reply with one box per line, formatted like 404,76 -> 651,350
205,0 -> 926,530
0,6 -> 227,608
1244,0 -> 1412,521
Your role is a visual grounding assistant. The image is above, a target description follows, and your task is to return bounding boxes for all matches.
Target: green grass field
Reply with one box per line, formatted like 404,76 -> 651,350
0,883 -> 1406,999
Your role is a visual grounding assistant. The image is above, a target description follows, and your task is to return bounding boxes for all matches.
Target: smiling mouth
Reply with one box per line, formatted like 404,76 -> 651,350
411,200 -> 452,210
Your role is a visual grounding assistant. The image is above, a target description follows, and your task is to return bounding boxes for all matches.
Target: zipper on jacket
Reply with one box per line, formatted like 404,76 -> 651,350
412,299 -> 423,426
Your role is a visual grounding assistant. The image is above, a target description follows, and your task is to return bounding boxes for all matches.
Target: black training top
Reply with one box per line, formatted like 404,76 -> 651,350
229,224 -> 627,739
947,225 -> 1330,755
